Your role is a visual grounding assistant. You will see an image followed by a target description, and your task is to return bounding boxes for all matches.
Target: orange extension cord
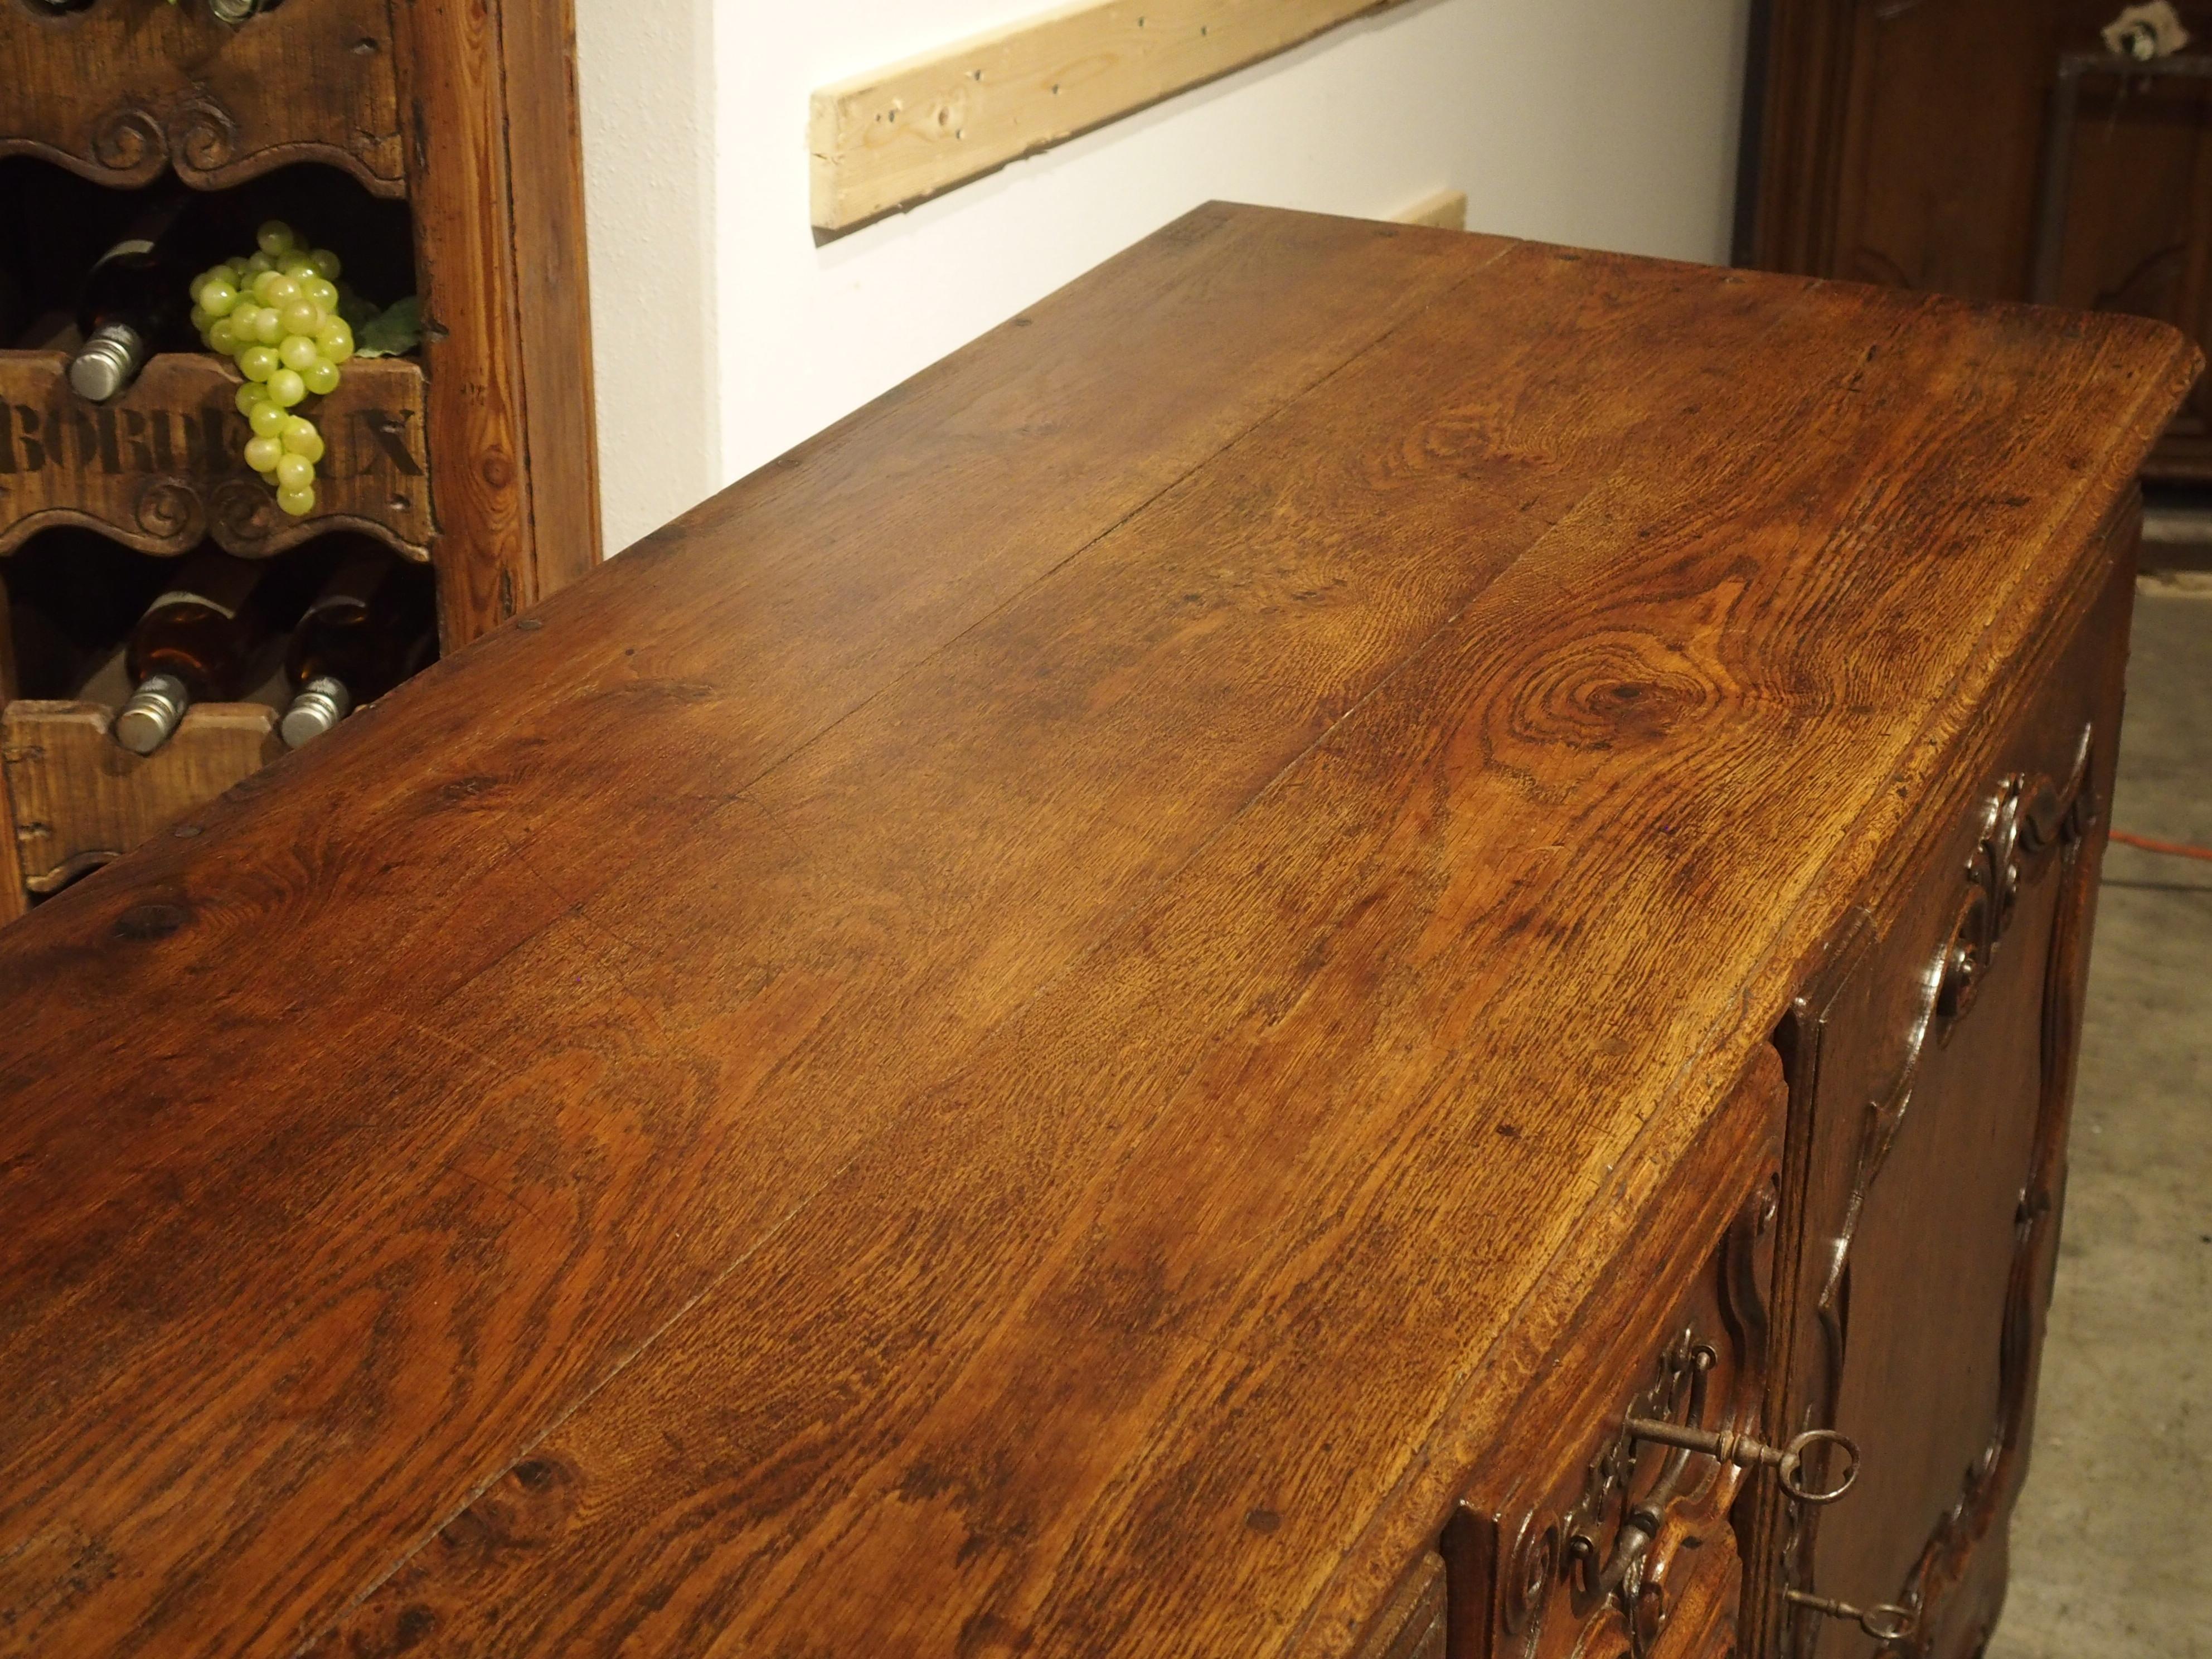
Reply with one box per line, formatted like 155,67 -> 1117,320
2110,829 -> 2212,864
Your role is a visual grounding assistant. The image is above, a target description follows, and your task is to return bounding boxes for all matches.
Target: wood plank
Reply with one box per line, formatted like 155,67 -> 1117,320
497,0 -> 603,589
1,701 -> 282,891
809,0 -> 1409,230
1390,188 -> 1466,231
0,604 -> 23,915
398,0 -> 527,644
0,211 -> 2192,1658
398,0 -> 600,646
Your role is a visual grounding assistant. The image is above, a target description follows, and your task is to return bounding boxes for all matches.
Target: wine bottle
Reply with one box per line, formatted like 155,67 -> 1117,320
68,187 -> 191,403
278,544 -> 436,748
115,550 -> 273,755
3,530 -> 166,698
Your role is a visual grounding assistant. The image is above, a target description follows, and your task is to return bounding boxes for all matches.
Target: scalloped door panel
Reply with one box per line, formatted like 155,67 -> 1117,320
0,351 -> 431,560
0,0 -> 402,196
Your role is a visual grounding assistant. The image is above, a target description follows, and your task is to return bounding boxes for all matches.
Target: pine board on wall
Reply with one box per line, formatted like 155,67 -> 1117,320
808,0 -> 1406,231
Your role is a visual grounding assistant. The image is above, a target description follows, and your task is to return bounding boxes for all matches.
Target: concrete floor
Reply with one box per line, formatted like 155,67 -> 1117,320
1988,584 -> 2212,1658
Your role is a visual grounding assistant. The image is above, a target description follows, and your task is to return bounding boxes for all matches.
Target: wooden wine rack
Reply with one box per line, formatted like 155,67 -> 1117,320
0,0 -> 600,918
0,352 -> 433,560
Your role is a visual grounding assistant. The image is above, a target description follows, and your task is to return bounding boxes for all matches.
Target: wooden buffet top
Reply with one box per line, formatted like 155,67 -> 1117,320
0,206 -> 2195,1658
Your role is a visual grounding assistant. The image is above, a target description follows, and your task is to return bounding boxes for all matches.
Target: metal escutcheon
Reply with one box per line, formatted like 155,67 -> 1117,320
1784,1588 -> 1914,1643
1619,1417 -> 1861,1506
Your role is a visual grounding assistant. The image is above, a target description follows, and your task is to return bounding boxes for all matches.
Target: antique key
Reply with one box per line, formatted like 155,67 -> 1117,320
1620,1415 -> 1860,1505
1784,1588 -> 1914,1642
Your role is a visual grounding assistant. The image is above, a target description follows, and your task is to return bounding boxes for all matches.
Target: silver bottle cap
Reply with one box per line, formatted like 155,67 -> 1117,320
68,324 -> 145,403
207,0 -> 263,22
115,673 -> 188,756
279,676 -> 352,749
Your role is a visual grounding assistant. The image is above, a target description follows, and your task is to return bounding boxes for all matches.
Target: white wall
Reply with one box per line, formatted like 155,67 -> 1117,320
579,0 -> 1752,554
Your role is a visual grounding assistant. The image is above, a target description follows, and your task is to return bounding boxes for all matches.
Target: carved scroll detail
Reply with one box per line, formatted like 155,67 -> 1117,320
133,477 -> 200,542
168,94 -> 240,172
90,104 -> 163,173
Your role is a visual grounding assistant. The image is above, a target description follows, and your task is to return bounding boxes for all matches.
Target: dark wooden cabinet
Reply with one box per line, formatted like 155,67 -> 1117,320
0,208 -> 2191,1659
1740,0 -> 2212,477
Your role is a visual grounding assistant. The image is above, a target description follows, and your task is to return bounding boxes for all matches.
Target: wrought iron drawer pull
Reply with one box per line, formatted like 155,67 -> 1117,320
1619,1418 -> 1860,1506
1784,1588 -> 1914,1642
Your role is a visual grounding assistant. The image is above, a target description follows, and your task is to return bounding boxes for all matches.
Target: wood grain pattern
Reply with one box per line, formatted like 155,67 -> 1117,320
496,0 -> 601,591
809,0 -> 1407,230
398,0 -> 602,644
0,0 -> 403,194
0,352 -> 433,562
1,699 -> 282,891
0,628 -> 22,919
0,208 -> 2193,1658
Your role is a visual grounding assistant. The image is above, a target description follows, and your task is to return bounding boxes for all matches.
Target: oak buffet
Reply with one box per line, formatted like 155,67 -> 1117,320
0,206 -> 2194,1659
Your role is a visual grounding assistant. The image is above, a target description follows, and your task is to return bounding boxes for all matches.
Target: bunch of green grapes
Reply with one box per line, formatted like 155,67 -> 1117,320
185,220 -> 356,519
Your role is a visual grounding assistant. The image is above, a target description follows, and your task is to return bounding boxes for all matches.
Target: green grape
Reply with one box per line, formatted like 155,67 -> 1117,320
302,359 -> 341,397
279,334 -> 320,372
197,276 -> 238,316
314,316 -> 355,362
249,400 -> 290,439
190,303 -> 214,334
279,416 -> 324,460
226,301 -> 259,337
253,308 -> 285,346
301,276 -> 339,312
245,250 -> 275,276
276,483 -> 316,518
238,345 -> 280,382
308,248 -> 342,280
256,220 -> 297,256
266,368 -> 307,407
245,434 -> 284,472
234,381 -> 266,418
275,453 -> 315,491
261,274 -> 300,307
208,318 -> 240,355
280,299 -> 322,337
250,269 -> 284,303
283,260 -> 318,283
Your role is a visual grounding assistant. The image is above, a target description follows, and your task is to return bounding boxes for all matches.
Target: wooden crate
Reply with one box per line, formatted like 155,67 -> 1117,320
0,0 -> 600,919
0,350 -> 433,562
3,700 -> 281,894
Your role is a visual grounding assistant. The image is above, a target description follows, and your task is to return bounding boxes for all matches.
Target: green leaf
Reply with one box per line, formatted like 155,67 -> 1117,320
333,283 -> 381,330
356,294 -> 421,358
